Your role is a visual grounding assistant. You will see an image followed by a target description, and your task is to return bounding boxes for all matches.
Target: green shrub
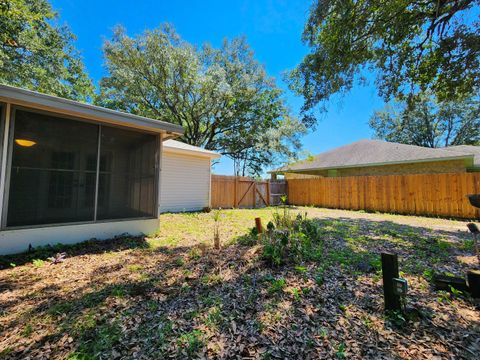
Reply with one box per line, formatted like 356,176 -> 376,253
262,210 -> 323,266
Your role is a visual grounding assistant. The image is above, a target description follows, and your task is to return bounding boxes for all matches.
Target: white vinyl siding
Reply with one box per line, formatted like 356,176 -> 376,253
160,151 -> 211,212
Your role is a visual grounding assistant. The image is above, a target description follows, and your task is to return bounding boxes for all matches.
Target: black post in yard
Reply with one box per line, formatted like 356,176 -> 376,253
381,253 -> 401,311
467,270 -> 480,299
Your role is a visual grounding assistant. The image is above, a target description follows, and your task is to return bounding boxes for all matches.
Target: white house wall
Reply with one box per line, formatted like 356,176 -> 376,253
160,151 -> 211,212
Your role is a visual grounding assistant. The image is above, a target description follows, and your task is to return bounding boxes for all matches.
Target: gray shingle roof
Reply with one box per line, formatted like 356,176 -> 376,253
273,139 -> 474,173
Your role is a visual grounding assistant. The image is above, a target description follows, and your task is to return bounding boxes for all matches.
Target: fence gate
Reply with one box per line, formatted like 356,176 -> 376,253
269,180 -> 287,205
211,175 -> 270,208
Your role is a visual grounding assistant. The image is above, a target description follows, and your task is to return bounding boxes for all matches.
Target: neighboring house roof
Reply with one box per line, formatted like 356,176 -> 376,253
444,145 -> 480,167
0,84 -> 184,135
272,139 -> 474,173
163,139 -> 221,159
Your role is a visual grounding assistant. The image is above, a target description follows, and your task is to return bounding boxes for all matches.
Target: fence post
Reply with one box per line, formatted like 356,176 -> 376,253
253,181 -> 257,208
467,270 -> 480,298
266,181 -> 270,206
381,253 -> 401,311
234,176 -> 238,208
255,217 -> 263,234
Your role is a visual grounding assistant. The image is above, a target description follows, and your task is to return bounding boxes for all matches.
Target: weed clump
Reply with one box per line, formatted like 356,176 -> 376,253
262,203 -> 322,266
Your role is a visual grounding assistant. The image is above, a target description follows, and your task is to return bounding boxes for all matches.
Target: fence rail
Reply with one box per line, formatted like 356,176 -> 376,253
287,172 -> 480,219
211,175 -> 270,209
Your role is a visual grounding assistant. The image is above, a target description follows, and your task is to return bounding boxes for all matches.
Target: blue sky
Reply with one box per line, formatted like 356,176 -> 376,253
51,0 -> 385,175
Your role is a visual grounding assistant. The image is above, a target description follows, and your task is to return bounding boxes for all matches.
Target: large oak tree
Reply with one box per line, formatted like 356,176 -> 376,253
290,0 -> 480,122
99,25 -> 305,176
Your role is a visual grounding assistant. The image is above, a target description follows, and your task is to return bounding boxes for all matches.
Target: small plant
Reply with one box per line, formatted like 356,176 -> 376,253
74,319 -> 122,358
32,259 -> 45,267
127,264 -> 143,272
177,330 -> 204,357
174,257 -> 185,267
47,252 -> 66,264
201,273 -> 223,285
21,323 -> 33,337
335,342 -> 346,358
315,273 -> 324,286
449,285 -> 463,297
267,278 -> 286,295
294,265 -> 308,273
110,286 -> 127,298
385,310 -> 408,327
437,290 -> 452,304
212,209 -> 221,249
204,306 -> 223,329
318,327 -> 328,338
423,269 -> 435,281
188,247 -> 201,260
290,287 -> 302,300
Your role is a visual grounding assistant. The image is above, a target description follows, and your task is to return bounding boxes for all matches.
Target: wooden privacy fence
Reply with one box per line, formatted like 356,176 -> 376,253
287,172 -> 480,219
211,175 -> 270,209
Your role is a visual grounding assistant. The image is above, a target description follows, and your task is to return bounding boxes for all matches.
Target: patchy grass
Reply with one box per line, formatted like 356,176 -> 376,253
0,207 -> 479,359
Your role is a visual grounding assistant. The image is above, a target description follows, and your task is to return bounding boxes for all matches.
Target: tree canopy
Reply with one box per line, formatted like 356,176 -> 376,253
99,25 -> 305,176
290,0 -> 480,121
0,0 -> 93,101
369,93 -> 480,147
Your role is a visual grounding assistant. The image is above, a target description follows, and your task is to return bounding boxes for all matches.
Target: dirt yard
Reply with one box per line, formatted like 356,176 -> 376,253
0,207 -> 479,359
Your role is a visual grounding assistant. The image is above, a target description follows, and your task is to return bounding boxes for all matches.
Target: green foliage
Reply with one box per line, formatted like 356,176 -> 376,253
73,318 -> 122,358
204,306 -> 223,329
423,269 -> 435,282
335,342 -> 346,359
290,287 -> 302,300
127,264 -> 143,272
385,310 -> 408,328
177,330 -> 204,358
294,265 -> 307,274
262,210 -> 322,266
370,92 -> 480,147
99,24 -> 306,176
21,323 -> 33,337
267,278 -> 286,295
32,259 -> 45,267
188,247 -> 202,260
449,285 -> 463,297
290,0 -> 479,120
0,0 -> 93,100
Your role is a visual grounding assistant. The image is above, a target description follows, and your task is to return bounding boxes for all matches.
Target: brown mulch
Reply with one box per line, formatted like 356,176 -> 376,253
0,214 -> 479,359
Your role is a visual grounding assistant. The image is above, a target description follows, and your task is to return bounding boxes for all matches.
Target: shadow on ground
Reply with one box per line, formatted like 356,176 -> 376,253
0,214 -> 479,358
